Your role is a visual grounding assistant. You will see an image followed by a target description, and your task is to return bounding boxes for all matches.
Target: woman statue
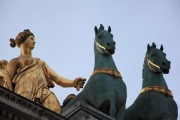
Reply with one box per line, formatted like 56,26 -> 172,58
6,29 -> 85,114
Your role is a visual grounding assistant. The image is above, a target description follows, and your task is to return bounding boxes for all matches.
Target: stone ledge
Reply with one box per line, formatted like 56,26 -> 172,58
62,101 -> 115,120
0,86 -> 116,120
0,86 -> 66,120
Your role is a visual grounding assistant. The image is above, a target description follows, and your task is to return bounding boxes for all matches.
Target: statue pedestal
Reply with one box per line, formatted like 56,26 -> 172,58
0,86 -> 115,120
0,86 -> 66,120
62,101 -> 115,120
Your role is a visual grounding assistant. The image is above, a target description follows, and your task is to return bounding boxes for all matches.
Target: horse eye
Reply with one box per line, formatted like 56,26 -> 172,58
164,53 -> 166,57
97,35 -> 102,39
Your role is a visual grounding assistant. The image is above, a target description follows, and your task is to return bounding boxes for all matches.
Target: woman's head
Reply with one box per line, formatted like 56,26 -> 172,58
10,29 -> 34,48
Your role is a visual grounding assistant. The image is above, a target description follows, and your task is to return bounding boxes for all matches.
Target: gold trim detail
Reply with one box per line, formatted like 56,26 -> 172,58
95,40 -> 109,54
91,68 -> 122,78
139,86 -> 173,98
95,41 -> 106,50
147,58 -> 161,72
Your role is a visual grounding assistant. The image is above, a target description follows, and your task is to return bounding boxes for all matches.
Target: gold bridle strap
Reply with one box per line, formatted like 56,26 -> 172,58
146,58 -> 160,71
95,40 -> 109,54
91,68 -> 122,78
139,86 -> 173,98
95,41 -> 106,50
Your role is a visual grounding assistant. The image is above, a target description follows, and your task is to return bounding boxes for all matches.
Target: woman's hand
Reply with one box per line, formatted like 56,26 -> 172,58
73,77 -> 86,91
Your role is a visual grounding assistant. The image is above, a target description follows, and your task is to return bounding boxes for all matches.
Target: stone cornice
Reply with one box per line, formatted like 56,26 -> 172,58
62,101 -> 115,120
0,86 -> 66,120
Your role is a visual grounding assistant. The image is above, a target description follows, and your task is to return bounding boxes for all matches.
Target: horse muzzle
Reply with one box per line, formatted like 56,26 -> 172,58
160,61 -> 171,74
106,48 -> 115,55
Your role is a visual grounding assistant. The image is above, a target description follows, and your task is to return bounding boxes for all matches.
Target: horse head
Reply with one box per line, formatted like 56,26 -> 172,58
94,24 -> 116,55
145,42 -> 171,74
125,43 -> 178,120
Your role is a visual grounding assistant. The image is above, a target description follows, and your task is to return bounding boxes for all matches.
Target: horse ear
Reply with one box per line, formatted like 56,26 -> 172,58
94,26 -> 98,35
108,26 -> 111,33
147,44 -> 151,51
160,44 -> 163,51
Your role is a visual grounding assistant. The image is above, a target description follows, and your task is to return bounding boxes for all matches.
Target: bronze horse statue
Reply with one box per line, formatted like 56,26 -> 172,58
63,24 -> 127,120
125,43 -> 178,120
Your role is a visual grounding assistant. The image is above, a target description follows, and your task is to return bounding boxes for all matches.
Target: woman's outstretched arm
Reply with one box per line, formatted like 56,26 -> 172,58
45,63 -> 85,89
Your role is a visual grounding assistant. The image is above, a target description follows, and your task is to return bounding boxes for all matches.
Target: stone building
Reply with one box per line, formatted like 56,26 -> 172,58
0,86 -> 114,120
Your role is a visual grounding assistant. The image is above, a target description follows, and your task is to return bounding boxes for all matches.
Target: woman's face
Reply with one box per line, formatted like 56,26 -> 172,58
23,35 -> 36,50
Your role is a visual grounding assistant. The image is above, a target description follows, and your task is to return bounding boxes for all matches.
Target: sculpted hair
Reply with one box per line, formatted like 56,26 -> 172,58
10,29 -> 34,48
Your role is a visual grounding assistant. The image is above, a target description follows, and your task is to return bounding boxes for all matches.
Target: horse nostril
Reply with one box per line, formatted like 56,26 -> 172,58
107,43 -> 110,46
162,62 -> 166,66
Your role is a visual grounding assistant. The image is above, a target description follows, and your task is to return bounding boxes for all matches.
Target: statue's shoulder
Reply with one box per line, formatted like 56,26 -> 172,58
10,57 -> 19,62
8,58 -> 19,65
33,58 -> 45,63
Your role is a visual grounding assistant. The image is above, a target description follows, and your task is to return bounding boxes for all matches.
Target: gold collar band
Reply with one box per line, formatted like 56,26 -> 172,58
139,86 -> 173,98
91,68 -> 122,78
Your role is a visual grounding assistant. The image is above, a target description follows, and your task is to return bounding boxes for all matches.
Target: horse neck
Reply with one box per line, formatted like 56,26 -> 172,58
142,58 -> 168,88
94,44 -> 117,70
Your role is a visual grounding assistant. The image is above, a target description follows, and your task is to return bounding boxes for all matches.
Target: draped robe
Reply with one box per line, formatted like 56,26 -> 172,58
0,58 -> 61,113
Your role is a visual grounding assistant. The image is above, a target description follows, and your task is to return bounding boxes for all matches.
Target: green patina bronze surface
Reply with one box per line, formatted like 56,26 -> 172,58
125,43 -> 178,120
63,24 -> 127,120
